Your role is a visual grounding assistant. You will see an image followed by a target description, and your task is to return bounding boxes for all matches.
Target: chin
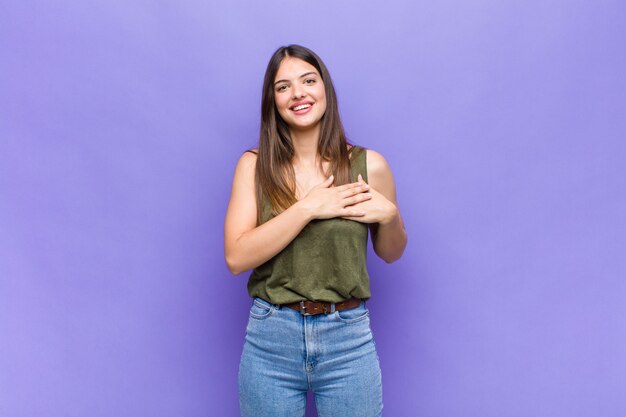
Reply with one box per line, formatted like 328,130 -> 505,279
291,122 -> 321,131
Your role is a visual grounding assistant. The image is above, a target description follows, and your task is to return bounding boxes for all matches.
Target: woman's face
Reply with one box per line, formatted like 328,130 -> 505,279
273,57 -> 327,132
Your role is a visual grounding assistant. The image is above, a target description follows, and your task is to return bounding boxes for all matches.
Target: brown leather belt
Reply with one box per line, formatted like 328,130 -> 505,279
283,297 -> 361,316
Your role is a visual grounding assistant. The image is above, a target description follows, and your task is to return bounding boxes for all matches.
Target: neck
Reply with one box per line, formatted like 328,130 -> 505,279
290,124 -> 322,168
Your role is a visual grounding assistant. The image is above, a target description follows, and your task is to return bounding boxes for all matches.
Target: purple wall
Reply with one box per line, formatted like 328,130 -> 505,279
1,1 -> 625,416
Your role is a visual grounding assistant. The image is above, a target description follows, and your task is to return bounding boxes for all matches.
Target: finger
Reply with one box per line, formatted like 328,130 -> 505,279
341,208 -> 366,217
338,183 -> 369,197
342,193 -> 372,207
335,181 -> 364,192
341,216 -> 369,222
340,212 -> 367,221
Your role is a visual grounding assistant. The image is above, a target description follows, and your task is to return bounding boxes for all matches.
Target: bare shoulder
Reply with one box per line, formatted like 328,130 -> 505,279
234,149 -> 258,176
239,148 -> 258,164
366,149 -> 390,171
225,149 -> 260,245
365,148 -> 397,202
366,149 -> 393,182
229,149 -> 258,203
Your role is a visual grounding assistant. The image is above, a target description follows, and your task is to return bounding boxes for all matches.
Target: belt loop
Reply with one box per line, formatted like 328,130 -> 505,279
330,302 -> 336,314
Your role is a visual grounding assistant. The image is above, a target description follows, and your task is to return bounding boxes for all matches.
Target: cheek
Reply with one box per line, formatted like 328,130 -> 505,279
275,95 -> 287,109
274,99 -> 290,118
317,96 -> 327,114
316,88 -> 327,109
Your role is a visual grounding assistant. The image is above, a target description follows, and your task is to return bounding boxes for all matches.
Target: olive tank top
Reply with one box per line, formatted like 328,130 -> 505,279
247,145 -> 371,305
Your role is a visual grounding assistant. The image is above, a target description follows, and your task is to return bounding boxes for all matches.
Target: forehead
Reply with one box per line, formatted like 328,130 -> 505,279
274,57 -> 320,82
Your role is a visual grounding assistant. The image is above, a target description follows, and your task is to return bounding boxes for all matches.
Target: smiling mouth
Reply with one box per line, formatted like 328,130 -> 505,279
291,103 -> 312,111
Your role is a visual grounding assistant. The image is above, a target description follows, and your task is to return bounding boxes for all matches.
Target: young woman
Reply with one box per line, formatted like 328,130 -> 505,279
224,44 -> 407,417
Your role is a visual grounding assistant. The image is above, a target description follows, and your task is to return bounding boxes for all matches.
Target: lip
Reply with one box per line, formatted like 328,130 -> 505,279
290,101 -> 314,115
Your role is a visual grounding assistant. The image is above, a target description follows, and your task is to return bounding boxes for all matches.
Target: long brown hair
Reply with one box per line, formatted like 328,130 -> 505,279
253,44 -> 353,224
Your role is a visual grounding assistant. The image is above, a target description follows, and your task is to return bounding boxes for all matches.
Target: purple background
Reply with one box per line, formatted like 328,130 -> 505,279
1,1 -> 625,416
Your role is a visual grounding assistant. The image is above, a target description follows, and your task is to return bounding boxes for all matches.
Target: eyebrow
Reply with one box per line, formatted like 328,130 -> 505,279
274,71 -> 318,86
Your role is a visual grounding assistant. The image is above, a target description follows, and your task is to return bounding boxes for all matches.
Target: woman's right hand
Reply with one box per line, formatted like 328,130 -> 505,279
298,175 -> 372,220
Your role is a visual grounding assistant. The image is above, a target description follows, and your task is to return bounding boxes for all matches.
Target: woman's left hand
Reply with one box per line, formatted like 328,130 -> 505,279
341,174 -> 398,225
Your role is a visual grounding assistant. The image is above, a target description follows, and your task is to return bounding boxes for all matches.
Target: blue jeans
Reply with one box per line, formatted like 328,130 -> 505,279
239,297 -> 383,417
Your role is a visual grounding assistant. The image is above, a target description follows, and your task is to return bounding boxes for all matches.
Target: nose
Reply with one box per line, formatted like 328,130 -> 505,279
291,84 -> 306,99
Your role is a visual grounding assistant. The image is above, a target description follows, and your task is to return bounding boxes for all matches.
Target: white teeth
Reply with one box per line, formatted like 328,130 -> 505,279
292,104 -> 311,111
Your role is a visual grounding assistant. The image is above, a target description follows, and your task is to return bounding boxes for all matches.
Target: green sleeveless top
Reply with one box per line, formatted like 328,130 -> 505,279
248,146 -> 371,305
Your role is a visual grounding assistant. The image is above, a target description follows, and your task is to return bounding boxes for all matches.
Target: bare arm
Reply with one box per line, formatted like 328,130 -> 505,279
224,152 -> 372,275
366,150 -> 408,263
342,150 -> 408,263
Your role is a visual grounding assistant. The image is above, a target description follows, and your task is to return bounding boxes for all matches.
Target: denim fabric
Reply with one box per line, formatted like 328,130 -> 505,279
239,297 -> 383,417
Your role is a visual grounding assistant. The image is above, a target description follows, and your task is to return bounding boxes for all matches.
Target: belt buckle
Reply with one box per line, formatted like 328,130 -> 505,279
299,301 -> 332,315
299,301 -> 313,316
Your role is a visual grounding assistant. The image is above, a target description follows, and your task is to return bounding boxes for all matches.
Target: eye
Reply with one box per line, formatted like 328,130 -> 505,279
305,78 -> 316,84
276,84 -> 288,92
